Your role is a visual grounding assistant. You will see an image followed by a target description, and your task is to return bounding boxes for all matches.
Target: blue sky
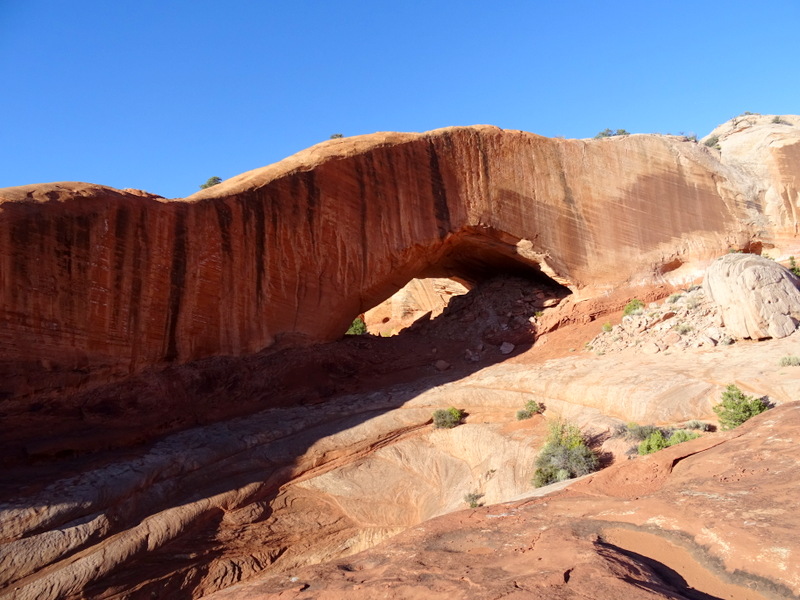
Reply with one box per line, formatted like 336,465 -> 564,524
1,0 -> 798,198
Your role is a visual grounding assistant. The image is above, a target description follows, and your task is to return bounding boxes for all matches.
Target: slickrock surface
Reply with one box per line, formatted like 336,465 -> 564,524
3,118 -> 800,396
3,277 -> 800,599
204,403 -> 800,600
704,253 -> 800,339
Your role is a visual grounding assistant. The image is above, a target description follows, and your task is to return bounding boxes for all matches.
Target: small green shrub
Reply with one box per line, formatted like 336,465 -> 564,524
433,407 -> 464,429
674,322 -> 692,335
594,128 -> 630,139
624,422 -> 661,441
712,384 -> 768,430
704,135 -> 721,149
516,399 -> 544,420
199,176 -> 222,189
346,317 -> 367,335
623,299 -> 645,316
667,293 -> 682,304
329,133 -> 344,139
779,356 -> 800,367
666,429 -> 701,446
463,492 -> 484,508
789,256 -> 800,277
532,421 -> 599,487
684,420 -> 711,431
602,321 -> 613,333
638,430 -> 668,454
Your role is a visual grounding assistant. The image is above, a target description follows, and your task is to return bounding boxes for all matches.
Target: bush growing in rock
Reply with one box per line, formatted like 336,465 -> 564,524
637,429 -> 701,455
532,421 -> 598,487
779,355 -> 800,367
713,384 -> 768,430
623,299 -> 644,316
623,422 -> 661,441
638,430 -> 667,454
346,317 -> 367,335
516,399 -> 544,420
684,420 -> 711,431
463,492 -> 483,508
433,407 -> 464,429
666,429 -> 701,445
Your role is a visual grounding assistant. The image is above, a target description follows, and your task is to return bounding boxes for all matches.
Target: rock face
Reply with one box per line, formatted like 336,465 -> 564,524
3,119 -> 800,396
703,253 -> 800,339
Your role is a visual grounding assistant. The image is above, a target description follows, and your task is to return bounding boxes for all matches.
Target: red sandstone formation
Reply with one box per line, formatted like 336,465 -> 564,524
2,116 -> 800,600
204,403 -> 800,600
3,118 -> 800,397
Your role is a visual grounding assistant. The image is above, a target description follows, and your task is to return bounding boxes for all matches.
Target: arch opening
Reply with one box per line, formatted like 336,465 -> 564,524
354,228 -> 573,340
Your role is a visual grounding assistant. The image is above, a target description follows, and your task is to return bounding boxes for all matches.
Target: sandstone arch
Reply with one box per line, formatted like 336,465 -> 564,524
0,124 -> 793,395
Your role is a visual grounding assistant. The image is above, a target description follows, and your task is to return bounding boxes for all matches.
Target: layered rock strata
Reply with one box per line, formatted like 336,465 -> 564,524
3,119 -> 800,394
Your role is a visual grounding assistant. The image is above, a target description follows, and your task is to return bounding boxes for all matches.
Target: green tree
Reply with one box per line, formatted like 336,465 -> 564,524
713,384 -> 768,430
330,133 -> 344,139
200,176 -> 222,189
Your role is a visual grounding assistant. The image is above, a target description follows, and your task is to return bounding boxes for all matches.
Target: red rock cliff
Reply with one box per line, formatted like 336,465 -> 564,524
2,122 -> 799,395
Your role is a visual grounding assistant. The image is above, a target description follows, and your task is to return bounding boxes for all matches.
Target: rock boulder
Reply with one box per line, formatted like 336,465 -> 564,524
703,253 -> 800,339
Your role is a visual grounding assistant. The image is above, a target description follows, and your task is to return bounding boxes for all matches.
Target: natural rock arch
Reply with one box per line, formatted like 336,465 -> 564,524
0,124 -> 792,395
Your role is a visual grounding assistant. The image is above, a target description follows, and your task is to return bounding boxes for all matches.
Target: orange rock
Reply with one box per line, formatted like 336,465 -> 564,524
2,121 -> 800,396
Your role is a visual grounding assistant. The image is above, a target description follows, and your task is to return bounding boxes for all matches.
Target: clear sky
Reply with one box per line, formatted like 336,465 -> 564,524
1,0 -> 798,198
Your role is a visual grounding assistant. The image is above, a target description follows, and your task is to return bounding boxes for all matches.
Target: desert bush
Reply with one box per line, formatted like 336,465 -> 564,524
433,407 -> 464,429
789,256 -> 800,277
638,430 -> 667,454
624,422 -> 661,441
779,356 -> 800,367
684,420 -> 711,431
532,421 -> 598,487
704,135 -> 720,149
674,322 -> 692,335
623,299 -> 644,316
718,334 -> 734,346
463,492 -> 483,508
712,384 -> 768,430
516,399 -> 544,420
594,128 -> 630,139
199,176 -> 222,189
667,293 -> 682,304
602,321 -> 613,332
666,429 -> 701,445
346,317 -> 367,335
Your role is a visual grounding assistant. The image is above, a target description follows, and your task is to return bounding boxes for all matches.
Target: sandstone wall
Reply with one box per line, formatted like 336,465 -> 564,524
2,123 -> 799,393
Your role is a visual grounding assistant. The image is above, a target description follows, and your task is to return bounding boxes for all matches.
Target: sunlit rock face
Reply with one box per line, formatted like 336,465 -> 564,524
2,119 -> 800,395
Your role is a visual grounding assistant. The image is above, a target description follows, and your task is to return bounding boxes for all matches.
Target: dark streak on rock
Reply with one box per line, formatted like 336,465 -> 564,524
164,209 -> 188,361
428,141 -> 451,238
112,206 -> 129,322
214,201 -> 233,257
